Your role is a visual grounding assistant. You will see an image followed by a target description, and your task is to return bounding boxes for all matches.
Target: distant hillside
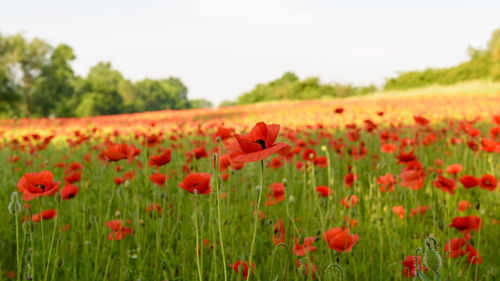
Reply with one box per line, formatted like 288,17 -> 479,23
225,27 -> 500,107
226,72 -> 376,106
384,28 -> 500,90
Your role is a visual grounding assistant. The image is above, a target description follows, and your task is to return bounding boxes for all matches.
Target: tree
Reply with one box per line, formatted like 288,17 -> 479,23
76,62 -> 124,116
190,98 -> 213,109
31,44 -> 76,117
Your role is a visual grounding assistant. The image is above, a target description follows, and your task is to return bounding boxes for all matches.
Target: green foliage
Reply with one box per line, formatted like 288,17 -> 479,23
190,98 -> 213,109
236,72 -> 376,105
385,28 -> 500,90
0,33 -> 192,118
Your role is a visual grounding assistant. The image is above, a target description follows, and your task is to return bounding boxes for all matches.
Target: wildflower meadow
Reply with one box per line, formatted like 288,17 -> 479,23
1,92 -> 499,281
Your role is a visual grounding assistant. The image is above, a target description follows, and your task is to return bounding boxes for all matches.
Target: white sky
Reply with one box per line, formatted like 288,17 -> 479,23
1,0 -> 499,105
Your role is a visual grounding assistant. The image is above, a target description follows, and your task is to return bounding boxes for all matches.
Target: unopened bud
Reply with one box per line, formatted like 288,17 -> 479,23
424,238 -> 442,273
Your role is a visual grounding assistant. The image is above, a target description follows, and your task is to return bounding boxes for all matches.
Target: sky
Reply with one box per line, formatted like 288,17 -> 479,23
1,0 -> 499,105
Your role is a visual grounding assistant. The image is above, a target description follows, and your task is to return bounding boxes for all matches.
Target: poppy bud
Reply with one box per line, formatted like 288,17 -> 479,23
115,210 -> 121,218
475,200 -> 480,210
281,178 -> 288,186
140,219 -> 145,226
437,219 -> 445,231
8,192 -> 21,216
56,257 -> 64,268
424,238 -> 442,273
288,195 -> 295,204
55,192 -> 62,204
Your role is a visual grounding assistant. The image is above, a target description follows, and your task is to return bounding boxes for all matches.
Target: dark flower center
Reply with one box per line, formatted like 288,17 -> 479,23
253,139 -> 266,149
35,184 -> 46,192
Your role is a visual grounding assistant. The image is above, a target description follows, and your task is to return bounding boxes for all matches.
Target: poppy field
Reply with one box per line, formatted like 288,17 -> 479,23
1,92 -> 500,281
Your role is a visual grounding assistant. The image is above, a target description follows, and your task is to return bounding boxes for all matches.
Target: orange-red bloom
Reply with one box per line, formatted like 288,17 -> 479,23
479,174 -> 497,191
178,173 -> 212,194
149,149 -> 172,168
105,219 -> 133,240
150,172 -> 167,186
402,255 -> 427,277
31,209 -> 57,222
316,185 -> 332,197
230,261 -> 255,280
459,175 -> 479,189
323,227 -> 359,252
449,216 -> 482,233
61,183 -> 79,200
392,205 -> 405,219
292,236 -> 317,256
228,122 -> 291,164
17,171 -> 61,201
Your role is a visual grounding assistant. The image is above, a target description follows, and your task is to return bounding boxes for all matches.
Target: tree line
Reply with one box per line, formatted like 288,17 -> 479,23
0,33 -> 212,118
384,28 -> 500,90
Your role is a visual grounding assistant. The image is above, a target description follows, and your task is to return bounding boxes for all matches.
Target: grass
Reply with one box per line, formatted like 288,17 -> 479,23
0,92 -> 499,281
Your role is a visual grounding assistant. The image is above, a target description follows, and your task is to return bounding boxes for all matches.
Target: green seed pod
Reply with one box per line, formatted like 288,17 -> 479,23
437,219 -> 445,231
424,238 -> 442,274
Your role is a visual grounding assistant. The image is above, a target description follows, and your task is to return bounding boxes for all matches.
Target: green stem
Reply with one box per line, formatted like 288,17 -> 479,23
194,191 -> 203,281
247,160 -> 264,281
43,201 -> 59,281
14,198 -> 21,281
214,154 -> 228,281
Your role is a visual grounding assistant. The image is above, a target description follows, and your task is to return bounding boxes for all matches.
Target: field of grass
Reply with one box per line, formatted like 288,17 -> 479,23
0,90 -> 499,281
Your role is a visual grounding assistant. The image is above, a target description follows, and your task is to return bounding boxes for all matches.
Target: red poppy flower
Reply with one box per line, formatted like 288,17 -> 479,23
396,150 -> 418,164
459,175 -> 479,189
292,236 -> 317,256
377,173 -> 397,192
446,164 -> 462,175
146,203 -> 162,213
150,172 -> 167,186
272,218 -> 285,245
402,255 -> 427,277
105,219 -> 133,240
178,173 -> 212,194
265,182 -> 285,206
323,227 -> 359,252
295,260 -> 318,278
31,209 -> 57,222
227,122 -> 291,164
458,200 -> 471,212
399,169 -> 425,190
433,176 -> 457,194
191,146 -> 208,159
149,149 -> 172,168
17,171 -> 61,201
381,143 -> 397,154
465,244 -> 482,264
302,148 -> 317,161
316,185 -> 332,197
479,174 -> 497,191
212,126 -> 234,142
409,205 -> 430,218
268,156 -> 283,169
313,156 -> 328,167
63,171 -> 82,184
334,107 -> 344,114
61,183 -> 79,200
341,195 -> 358,208
413,115 -> 430,126
449,216 -> 482,233
230,261 -> 255,280
102,143 -> 134,162
392,205 -> 405,219
344,172 -> 357,187
114,177 -> 125,185
444,237 -> 467,258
